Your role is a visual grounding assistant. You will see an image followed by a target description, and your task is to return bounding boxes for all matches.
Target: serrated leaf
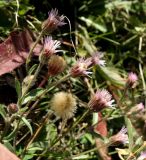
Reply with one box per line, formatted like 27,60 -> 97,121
21,117 -> 33,135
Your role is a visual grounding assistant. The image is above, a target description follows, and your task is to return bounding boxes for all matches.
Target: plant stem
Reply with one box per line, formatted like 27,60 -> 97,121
26,30 -> 44,71
36,109 -> 90,160
21,112 -> 53,159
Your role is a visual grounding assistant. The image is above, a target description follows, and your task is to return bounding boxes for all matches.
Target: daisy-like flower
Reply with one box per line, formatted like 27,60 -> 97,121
50,92 -> 77,120
110,127 -> 128,145
70,58 -> 92,77
42,8 -> 65,33
137,151 -> 146,160
44,36 -> 61,57
88,89 -> 115,112
91,52 -> 106,66
127,72 -> 138,88
48,55 -> 66,76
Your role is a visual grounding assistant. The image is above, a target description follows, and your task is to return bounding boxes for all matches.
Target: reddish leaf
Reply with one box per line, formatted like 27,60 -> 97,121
0,29 -> 42,76
0,143 -> 20,160
94,112 -> 108,137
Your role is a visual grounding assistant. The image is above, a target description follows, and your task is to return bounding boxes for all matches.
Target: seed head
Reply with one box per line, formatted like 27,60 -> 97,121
50,92 -> 77,120
70,58 -> 92,77
88,89 -> 114,112
42,8 -> 65,33
110,127 -> 128,145
48,55 -> 66,76
127,72 -> 138,88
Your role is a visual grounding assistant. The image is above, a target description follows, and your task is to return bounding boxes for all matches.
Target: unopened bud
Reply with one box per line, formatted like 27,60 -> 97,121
7,103 -> 18,114
48,55 -> 66,76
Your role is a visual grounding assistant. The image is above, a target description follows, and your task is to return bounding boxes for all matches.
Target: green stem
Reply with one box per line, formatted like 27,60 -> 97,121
18,63 -> 43,106
36,109 -> 90,160
26,30 -> 44,71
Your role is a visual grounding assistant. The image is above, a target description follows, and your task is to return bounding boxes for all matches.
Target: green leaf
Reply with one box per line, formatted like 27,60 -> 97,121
21,117 -> 33,135
21,88 -> 46,105
0,104 -> 7,119
15,78 -> 21,99
96,66 -> 126,87
80,16 -> 107,33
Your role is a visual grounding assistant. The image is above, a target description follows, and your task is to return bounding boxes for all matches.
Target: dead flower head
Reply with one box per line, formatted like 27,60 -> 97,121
50,92 -> 77,120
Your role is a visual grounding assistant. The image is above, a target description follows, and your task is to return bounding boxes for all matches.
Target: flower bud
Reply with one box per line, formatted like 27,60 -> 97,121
7,103 -> 18,114
48,55 -> 66,76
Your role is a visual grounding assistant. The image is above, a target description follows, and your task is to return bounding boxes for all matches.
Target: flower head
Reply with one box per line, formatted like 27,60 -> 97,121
110,127 -> 128,145
91,52 -> 106,66
127,72 -> 138,88
44,36 -> 61,56
42,8 -> 65,33
88,89 -> 115,112
48,55 -> 66,76
70,58 -> 92,77
137,151 -> 146,160
50,92 -> 77,120
127,103 -> 145,117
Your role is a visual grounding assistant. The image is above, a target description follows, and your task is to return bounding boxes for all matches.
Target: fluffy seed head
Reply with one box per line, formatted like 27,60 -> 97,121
88,89 -> 115,112
127,72 -> 138,88
110,127 -> 128,145
50,92 -> 77,120
48,55 -> 66,76
70,58 -> 92,77
42,8 -> 65,33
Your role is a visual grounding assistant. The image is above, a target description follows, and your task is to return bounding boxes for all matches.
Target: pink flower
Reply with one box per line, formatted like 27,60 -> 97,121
70,58 -> 92,77
127,72 -> 138,88
136,103 -> 145,112
44,36 -> 61,57
42,8 -> 65,33
110,127 -> 128,145
91,52 -> 106,66
137,151 -> 146,160
88,89 -> 115,112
